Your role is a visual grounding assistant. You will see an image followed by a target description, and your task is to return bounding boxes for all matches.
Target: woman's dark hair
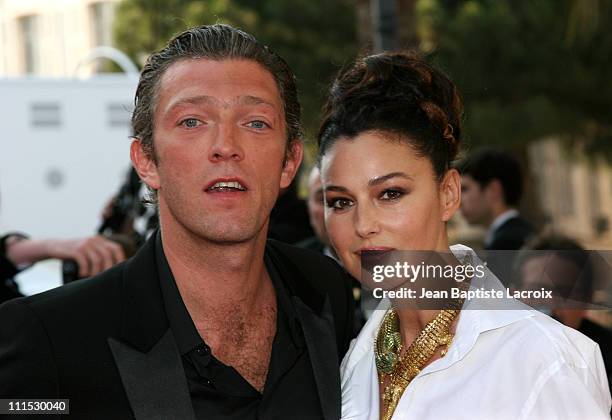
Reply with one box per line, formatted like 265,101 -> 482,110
317,51 -> 463,179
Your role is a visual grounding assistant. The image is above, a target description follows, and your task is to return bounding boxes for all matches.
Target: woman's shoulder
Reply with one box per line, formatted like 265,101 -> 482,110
476,308 -> 605,381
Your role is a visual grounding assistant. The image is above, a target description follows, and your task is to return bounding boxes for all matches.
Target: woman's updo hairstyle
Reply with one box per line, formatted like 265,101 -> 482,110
318,51 -> 463,179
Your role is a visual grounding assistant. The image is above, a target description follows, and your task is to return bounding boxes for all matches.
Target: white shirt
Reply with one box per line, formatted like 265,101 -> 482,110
340,245 -> 611,420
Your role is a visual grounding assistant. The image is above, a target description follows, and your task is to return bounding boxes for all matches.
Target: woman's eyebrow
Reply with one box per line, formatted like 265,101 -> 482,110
368,172 -> 413,187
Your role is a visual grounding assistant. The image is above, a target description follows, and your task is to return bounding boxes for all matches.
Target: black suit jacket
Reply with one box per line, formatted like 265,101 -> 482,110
0,236 -> 354,419
485,216 -> 534,250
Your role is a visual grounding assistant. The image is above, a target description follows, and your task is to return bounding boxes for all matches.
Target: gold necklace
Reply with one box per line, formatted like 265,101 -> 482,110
374,306 -> 462,420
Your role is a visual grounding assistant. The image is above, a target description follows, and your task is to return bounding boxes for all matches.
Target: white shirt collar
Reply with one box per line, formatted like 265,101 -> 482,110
341,245 -> 534,378
484,209 -> 519,246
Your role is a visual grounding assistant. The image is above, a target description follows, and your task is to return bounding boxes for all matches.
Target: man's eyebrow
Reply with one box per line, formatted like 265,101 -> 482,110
237,95 -> 277,108
165,95 -> 219,114
368,172 -> 413,187
164,95 -> 279,118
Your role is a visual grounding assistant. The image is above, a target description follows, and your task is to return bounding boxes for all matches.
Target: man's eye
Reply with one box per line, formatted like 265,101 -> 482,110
327,198 -> 354,211
380,189 -> 404,201
180,118 -> 202,128
246,120 -> 270,129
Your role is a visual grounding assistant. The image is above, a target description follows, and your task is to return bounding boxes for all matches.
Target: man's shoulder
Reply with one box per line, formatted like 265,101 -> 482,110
267,239 -> 347,286
266,239 -> 355,355
295,236 -> 325,253
490,216 -> 534,249
497,216 -> 534,236
495,310 -> 601,365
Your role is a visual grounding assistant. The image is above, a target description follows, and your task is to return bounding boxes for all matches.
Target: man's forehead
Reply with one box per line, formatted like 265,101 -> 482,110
161,58 -> 279,92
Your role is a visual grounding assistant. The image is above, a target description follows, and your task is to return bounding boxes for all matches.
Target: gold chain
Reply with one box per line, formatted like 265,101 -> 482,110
374,303 -> 463,420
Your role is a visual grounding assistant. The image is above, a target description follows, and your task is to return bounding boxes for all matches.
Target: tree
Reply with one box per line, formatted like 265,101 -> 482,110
416,0 -> 612,158
113,0 -> 358,146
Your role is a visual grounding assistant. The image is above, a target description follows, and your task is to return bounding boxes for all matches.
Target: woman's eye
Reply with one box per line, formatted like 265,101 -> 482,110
246,120 -> 270,129
180,118 -> 201,128
380,189 -> 404,201
327,197 -> 354,211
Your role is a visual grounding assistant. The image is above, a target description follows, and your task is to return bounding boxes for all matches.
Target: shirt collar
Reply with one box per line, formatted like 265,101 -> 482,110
485,209 -> 519,246
342,244 -> 535,378
155,232 -> 202,354
155,232 -> 303,355
421,244 -> 534,375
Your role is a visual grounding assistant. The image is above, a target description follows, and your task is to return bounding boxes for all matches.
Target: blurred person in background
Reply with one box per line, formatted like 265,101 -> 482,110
297,166 -> 366,333
515,234 -> 612,400
267,175 -> 314,244
297,165 -> 336,258
99,166 -> 159,250
458,148 -> 535,250
1,184 -> 126,302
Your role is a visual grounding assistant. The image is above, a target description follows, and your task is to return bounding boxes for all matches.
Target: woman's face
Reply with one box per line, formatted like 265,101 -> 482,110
320,131 -> 460,280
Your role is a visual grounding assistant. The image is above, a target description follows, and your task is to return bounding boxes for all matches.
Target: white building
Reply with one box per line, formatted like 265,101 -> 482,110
0,0 -> 120,76
0,0 -> 134,295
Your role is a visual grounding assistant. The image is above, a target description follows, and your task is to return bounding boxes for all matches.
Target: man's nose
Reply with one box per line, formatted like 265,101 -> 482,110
354,203 -> 380,239
209,124 -> 244,162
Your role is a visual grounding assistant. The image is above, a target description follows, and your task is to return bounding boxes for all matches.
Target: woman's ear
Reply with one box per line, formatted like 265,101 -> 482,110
440,169 -> 461,222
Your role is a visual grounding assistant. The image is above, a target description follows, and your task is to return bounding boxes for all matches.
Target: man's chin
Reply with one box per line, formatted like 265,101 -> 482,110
193,223 -> 265,245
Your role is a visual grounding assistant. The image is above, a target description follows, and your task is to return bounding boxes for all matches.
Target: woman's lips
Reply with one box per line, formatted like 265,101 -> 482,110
355,246 -> 396,256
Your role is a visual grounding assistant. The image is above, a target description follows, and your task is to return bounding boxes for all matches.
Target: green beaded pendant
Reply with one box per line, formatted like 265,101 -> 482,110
375,311 -> 402,374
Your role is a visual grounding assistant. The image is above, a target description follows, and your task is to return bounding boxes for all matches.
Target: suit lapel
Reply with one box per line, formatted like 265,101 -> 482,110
293,296 -> 342,420
108,330 -> 196,420
266,241 -> 342,420
109,235 -> 195,419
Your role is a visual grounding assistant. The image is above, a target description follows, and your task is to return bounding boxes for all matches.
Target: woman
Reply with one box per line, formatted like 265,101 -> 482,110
317,52 -> 610,419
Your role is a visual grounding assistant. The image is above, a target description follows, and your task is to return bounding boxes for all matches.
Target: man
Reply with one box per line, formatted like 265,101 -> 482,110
0,25 -> 354,419
515,234 -> 612,412
458,148 -> 534,250
297,166 -> 335,258
297,167 -> 368,332
267,179 -> 314,244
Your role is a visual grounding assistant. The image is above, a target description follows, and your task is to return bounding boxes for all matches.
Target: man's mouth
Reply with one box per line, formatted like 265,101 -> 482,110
205,180 -> 247,192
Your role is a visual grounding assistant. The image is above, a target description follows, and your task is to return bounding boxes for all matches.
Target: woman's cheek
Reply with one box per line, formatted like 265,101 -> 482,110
326,217 -> 344,251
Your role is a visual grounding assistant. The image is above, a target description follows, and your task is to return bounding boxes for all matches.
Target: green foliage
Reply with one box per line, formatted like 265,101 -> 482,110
113,0 -> 358,146
417,0 -> 612,157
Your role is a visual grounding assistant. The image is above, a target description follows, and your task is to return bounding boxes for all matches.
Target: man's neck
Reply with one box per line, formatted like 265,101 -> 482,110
488,207 -> 518,230
159,222 -> 271,320
486,203 -> 512,226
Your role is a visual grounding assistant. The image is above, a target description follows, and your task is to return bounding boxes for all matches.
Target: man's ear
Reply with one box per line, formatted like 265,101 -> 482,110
280,140 -> 304,189
440,169 -> 461,222
130,139 -> 160,190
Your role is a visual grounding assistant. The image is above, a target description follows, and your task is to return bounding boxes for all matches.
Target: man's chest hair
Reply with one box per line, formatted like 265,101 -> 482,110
196,300 -> 277,390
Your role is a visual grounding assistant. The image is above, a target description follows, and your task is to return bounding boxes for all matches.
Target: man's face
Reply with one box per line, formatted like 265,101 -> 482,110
460,175 -> 490,225
306,167 -> 328,245
519,254 -> 585,318
134,58 -> 302,244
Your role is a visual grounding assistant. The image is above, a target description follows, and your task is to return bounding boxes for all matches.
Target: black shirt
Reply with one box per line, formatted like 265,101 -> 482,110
155,234 -> 323,419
